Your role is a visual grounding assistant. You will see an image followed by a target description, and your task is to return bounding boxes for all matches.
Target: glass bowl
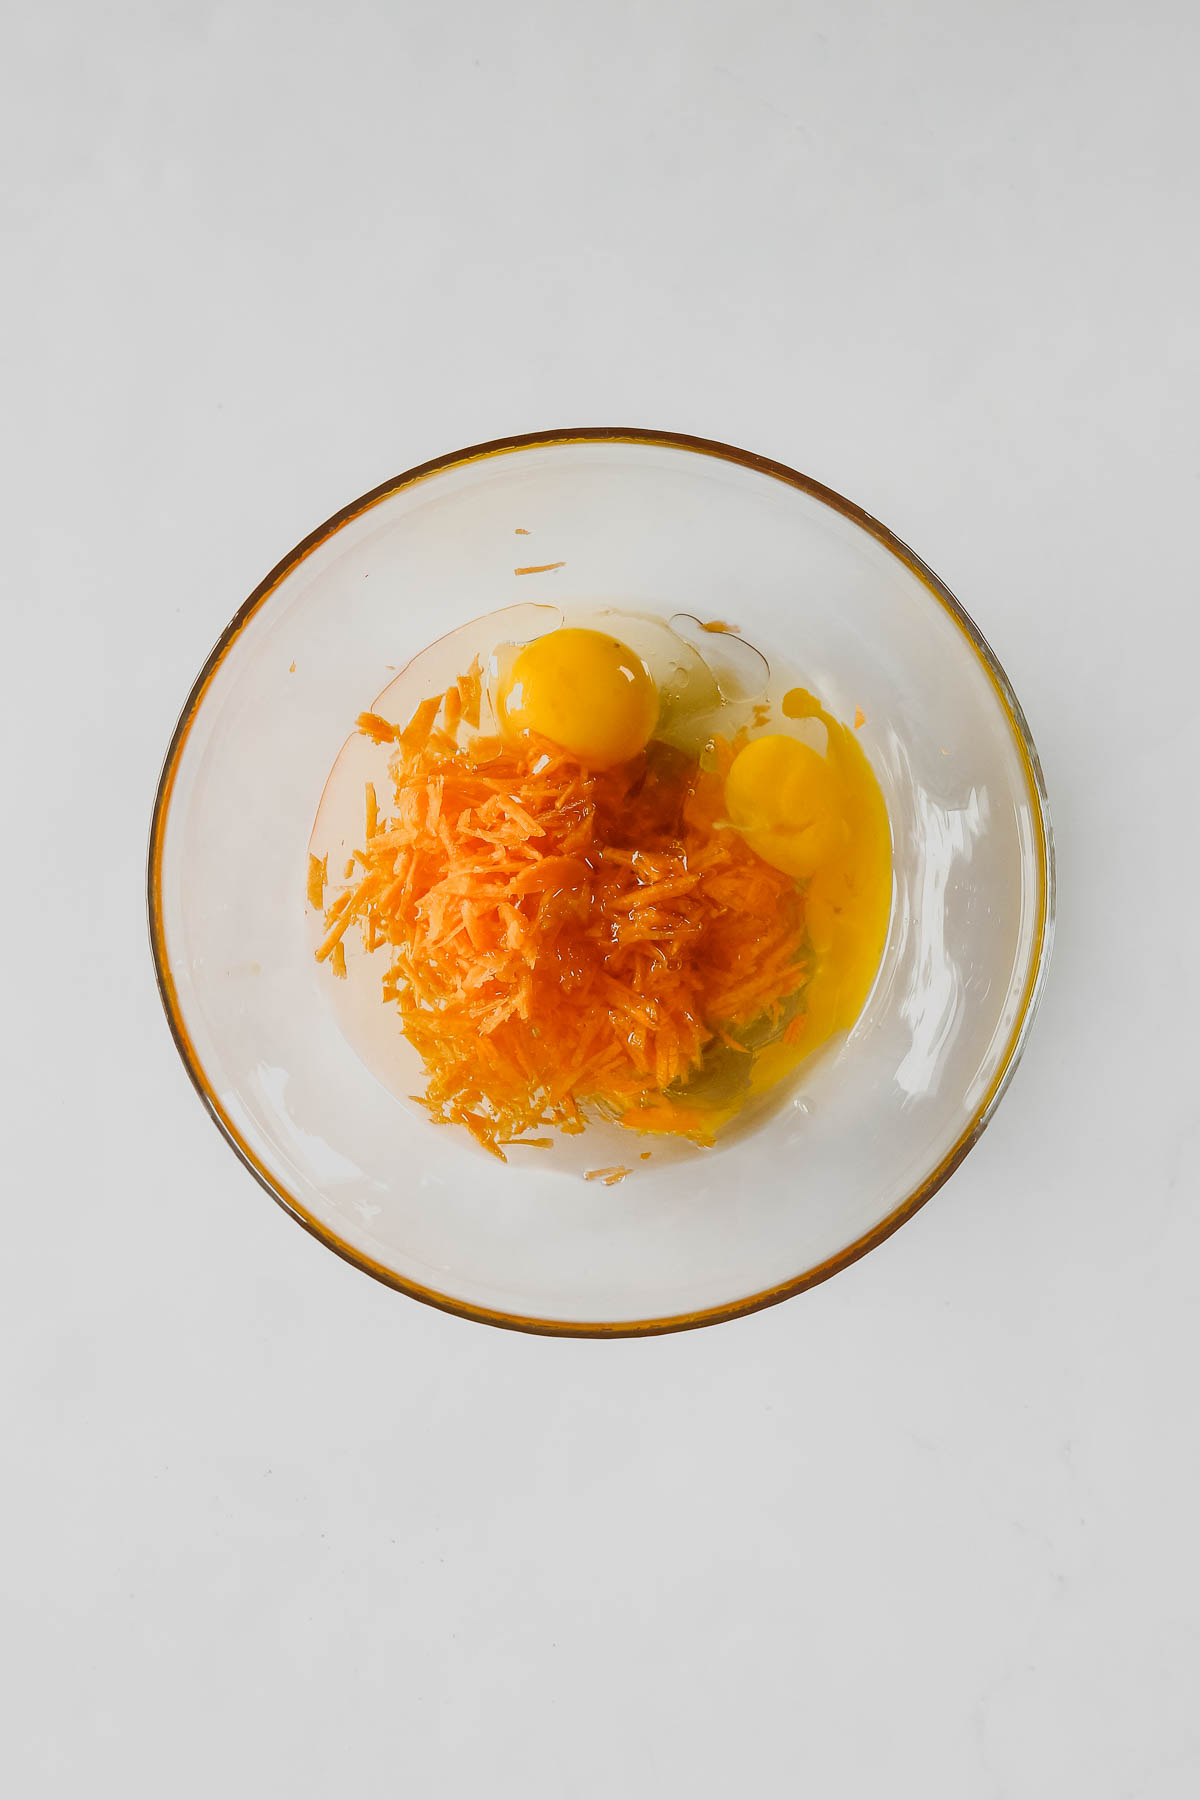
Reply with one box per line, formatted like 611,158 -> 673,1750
148,429 -> 1054,1336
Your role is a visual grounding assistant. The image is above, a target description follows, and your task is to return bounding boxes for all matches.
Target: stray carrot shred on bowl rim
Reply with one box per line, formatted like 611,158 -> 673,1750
311,658 -> 812,1160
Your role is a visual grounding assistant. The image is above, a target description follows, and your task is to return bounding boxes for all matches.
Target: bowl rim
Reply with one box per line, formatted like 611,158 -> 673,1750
147,426 -> 1056,1338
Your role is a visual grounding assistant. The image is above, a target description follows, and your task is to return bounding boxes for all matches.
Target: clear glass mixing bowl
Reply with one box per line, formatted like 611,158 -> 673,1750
149,430 -> 1054,1335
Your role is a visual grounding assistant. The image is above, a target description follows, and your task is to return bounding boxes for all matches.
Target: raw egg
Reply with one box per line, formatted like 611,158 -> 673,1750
495,627 -> 658,769
488,607 -> 766,765
727,686 -> 893,1083
724,734 -> 851,878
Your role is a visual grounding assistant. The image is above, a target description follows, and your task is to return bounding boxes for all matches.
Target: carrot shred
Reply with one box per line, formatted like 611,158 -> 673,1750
358,711 -> 399,744
399,696 -> 443,756
457,658 -> 482,730
330,940 -> 347,980
315,873 -> 381,962
854,706 -> 866,730
314,663 -> 810,1156
306,853 -> 327,909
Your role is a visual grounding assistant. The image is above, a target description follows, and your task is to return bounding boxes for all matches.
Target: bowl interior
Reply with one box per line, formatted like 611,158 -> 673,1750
152,434 -> 1051,1331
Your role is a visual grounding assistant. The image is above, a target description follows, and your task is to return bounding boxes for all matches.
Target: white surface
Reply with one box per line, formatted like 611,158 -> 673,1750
2,2 -> 1197,1794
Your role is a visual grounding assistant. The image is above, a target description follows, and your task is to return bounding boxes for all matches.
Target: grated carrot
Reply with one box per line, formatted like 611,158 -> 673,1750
854,707 -> 866,730
314,668 -> 809,1157
399,696 -> 443,756
358,711 -> 399,744
306,853 -> 327,910
315,873 -> 380,962
457,658 -> 482,730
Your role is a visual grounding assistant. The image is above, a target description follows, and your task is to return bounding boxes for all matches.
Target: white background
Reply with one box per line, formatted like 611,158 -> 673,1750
4,2 -> 1199,1795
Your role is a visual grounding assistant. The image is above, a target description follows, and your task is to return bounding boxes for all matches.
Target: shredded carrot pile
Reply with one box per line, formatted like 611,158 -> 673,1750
314,664 -> 808,1158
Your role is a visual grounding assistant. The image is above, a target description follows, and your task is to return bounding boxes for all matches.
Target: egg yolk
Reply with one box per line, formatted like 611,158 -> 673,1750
724,691 -> 893,1090
497,628 -> 658,769
724,735 -> 851,879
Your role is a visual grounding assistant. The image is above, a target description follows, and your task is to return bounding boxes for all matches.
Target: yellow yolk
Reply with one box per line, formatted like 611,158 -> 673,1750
724,735 -> 851,879
497,628 -> 658,769
725,689 -> 892,1087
